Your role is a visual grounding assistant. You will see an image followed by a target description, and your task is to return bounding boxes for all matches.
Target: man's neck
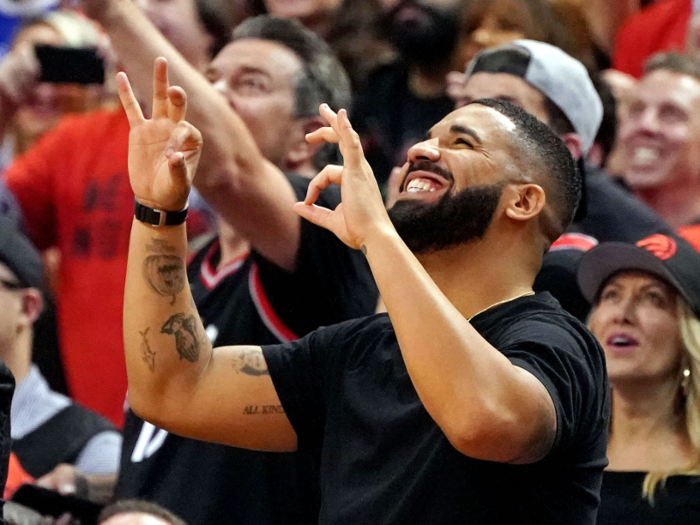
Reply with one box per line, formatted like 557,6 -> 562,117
417,231 -> 539,320
215,217 -> 250,270
635,183 -> 700,228
1,332 -> 32,385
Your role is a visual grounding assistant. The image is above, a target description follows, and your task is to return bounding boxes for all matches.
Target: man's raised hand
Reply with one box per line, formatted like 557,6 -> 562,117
117,57 -> 202,212
293,104 -> 395,251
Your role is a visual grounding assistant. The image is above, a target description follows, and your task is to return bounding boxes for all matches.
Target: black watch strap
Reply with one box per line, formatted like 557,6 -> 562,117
134,198 -> 188,227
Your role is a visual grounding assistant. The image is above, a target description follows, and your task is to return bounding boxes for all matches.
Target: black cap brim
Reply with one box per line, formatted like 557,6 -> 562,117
577,242 -> 689,308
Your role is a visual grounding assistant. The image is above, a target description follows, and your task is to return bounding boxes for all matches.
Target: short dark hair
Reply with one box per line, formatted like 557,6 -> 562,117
542,95 -> 575,137
469,98 -> 581,244
98,499 -> 188,525
193,0 -> 236,58
591,72 -> 617,165
231,15 -> 351,116
231,15 -> 351,168
644,52 -> 700,81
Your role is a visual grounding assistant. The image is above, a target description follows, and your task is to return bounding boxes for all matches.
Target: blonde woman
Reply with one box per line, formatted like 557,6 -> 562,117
578,233 -> 700,524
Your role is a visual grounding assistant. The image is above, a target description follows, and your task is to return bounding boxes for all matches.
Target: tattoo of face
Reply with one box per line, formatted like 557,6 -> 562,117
243,405 -> 284,415
146,239 -> 176,254
140,327 -> 156,372
232,348 -> 270,376
161,313 -> 201,362
143,255 -> 186,305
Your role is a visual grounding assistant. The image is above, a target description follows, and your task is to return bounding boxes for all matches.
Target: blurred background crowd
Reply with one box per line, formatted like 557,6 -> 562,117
1,0 -> 700,523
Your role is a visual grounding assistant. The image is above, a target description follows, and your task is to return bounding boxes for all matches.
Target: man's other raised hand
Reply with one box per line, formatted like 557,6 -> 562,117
294,104 -> 396,252
116,57 -> 202,212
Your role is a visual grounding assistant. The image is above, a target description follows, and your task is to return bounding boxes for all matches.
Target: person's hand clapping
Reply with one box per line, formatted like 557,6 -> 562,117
116,57 -> 202,212
293,104 -> 395,251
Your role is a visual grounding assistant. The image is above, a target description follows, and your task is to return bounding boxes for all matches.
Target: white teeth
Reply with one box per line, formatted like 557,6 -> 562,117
406,177 -> 438,192
632,147 -> 660,164
611,336 -> 631,346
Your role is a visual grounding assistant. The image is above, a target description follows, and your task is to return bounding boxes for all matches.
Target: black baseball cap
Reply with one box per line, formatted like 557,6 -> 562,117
577,233 -> 700,317
0,216 -> 43,289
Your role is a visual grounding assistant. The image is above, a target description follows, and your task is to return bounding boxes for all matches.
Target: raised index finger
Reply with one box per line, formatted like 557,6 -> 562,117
334,108 -> 366,171
116,72 -> 145,127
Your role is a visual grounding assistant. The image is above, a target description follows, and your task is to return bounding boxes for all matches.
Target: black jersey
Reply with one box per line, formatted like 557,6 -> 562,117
263,293 -> 610,525
116,173 -> 378,525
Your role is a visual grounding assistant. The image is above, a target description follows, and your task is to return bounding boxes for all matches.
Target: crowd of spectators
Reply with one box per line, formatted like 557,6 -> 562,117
0,0 -> 699,523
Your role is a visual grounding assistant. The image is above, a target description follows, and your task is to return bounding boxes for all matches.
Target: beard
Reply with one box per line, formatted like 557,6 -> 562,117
382,0 -> 462,66
388,182 -> 505,254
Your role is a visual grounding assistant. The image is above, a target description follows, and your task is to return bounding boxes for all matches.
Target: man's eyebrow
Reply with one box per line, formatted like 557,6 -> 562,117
450,124 -> 483,144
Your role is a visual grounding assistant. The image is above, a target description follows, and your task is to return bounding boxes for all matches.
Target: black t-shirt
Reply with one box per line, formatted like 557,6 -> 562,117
597,471 -> 700,524
263,293 -> 610,525
535,165 -> 673,321
116,173 -> 378,525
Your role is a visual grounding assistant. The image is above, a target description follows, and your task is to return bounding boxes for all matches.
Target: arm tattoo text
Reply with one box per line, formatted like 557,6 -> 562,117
243,405 -> 284,415
161,313 -> 201,362
139,327 -> 156,372
232,348 -> 270,376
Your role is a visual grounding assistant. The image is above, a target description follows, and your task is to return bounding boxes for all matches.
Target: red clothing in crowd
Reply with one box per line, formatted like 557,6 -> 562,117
613,0 -> 691,78
679,224 -> 700,252
5,109 -> 132,426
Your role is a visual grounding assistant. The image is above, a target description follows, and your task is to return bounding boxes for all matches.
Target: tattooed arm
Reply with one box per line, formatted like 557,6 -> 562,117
121,61 -> 297,452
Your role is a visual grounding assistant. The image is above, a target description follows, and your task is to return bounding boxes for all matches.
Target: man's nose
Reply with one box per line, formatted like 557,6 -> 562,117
407,140 -> 440,163
634,108 -> 661,134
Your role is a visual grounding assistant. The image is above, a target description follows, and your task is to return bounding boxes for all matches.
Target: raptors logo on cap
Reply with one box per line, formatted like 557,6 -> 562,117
636,234 -> 677,261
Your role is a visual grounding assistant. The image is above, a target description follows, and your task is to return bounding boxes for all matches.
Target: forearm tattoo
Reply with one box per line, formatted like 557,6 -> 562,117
243,405 -> 284,415
140,327 -> 156,372
161,313 -> 202,363
232,348 -> 270,376
143,239 -> 186,304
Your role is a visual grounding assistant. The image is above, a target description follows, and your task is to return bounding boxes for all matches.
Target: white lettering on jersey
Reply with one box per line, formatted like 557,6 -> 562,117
131,422 -> 168,463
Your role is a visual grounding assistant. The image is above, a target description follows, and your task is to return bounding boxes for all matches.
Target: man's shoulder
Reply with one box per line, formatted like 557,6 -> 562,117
312,313 -> 392,344
578,167 -> 671,241
472,293 -> 597,349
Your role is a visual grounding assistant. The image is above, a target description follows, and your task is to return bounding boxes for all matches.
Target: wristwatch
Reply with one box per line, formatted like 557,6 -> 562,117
134,198 -> 188,227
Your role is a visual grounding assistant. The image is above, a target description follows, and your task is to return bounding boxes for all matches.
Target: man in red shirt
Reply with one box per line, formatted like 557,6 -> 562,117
617,52 -> 700,251
2,0 -> 230,425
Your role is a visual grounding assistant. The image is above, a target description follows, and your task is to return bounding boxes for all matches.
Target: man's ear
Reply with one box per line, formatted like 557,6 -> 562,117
285,117 -> 325,170
503,183 -> 547,222
18,288 -> 43,329
560,133 -> 583,161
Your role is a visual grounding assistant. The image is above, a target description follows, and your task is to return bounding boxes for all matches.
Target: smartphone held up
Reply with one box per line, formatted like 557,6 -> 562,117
34,44 -> 105,85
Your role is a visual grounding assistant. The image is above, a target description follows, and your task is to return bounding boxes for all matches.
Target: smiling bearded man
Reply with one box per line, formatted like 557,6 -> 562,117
118,56 -> 610,525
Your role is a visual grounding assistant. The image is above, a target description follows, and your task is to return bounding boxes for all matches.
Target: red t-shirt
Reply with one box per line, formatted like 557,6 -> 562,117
613,0 -> 691,78
678,223 -> 700,252
5,109 -> 132,426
